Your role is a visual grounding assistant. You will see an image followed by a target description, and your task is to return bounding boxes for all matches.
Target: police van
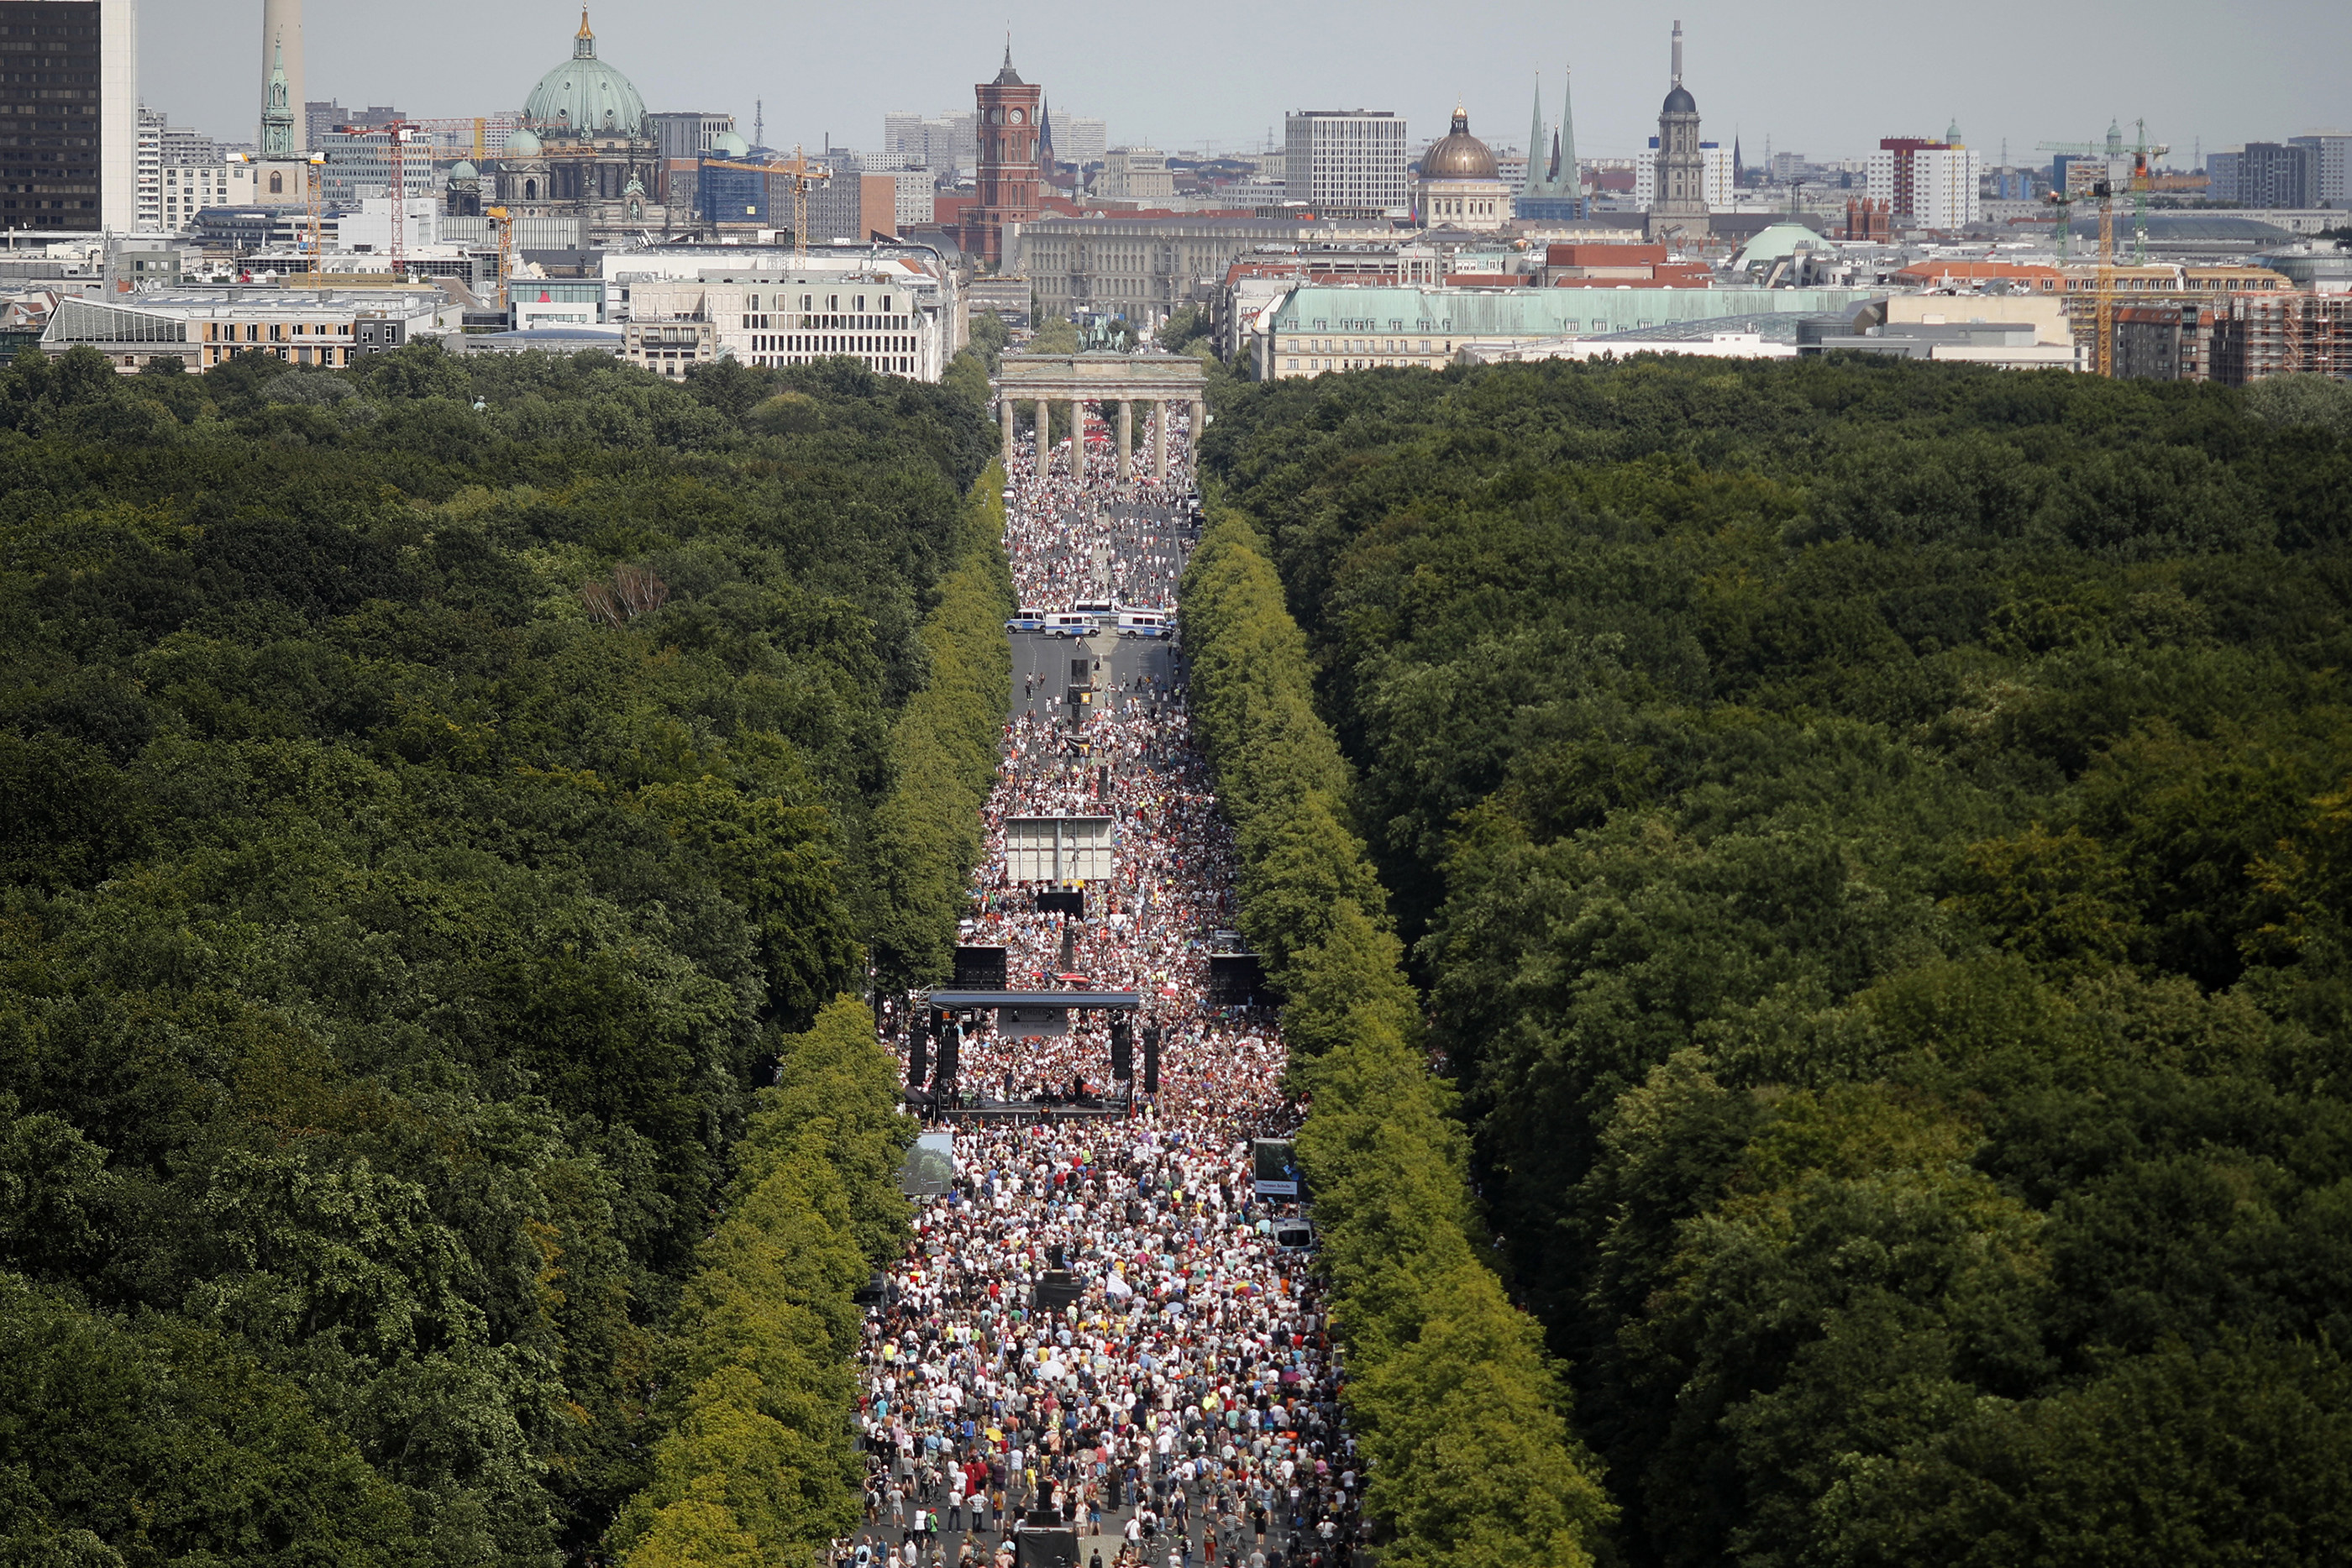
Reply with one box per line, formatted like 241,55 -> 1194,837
1005,607 -> 1046,632
1116,609 -> 1172,639
1043,612 -> 1098,638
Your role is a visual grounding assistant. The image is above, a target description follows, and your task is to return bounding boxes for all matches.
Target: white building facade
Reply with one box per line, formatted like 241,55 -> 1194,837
100,0 -> 139,233
626,272 -> 948,381
135,107 -> 161,230
1099,148 -> 1173,202
1910,146 -> 1982,228
160,157 -> 253,231
890,166 -> 934,228
1055,115 -> 1107,169
1865,144 -> 1982,228
1284,111 -> 1408,214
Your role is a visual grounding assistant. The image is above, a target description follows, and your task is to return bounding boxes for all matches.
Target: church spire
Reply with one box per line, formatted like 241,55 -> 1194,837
1558,62 -> 1579,206
1523,73 -> 1546,198
574,8 -> 596,60
260,31 -> 295,158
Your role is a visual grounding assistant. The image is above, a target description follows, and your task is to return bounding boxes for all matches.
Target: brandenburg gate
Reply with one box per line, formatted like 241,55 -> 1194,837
991,352 -> 1210,485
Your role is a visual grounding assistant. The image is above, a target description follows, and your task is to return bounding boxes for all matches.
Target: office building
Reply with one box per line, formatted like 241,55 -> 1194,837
889,165 -> 933,228
1909,144 -> 1982,228
1099,148 -> 1173,202
157,118 -> 215,165
1646,20 -> 1709,244
1284,110 -> 1408,216
648,110 -> 735,213
1862,136 -> 1956,227
305,100 -> 406,149
134,104 -> 159,230
160,152 -> 250,231
2238,142 -> 2313,210
318,128 -> 439,207
1056,116 -> 1106,170
260,0 -> 302,151
2287,134 -> 2349,205
806,163 -> 900,244
649,110 -> 734,164
0,0 -> 136,233
882,110 -> 975,181
2204,149 -> 2239,203
623,269 -> 951,381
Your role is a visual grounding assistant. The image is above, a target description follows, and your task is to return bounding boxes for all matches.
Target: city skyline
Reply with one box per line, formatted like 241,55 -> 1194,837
141,0 -> 2349,171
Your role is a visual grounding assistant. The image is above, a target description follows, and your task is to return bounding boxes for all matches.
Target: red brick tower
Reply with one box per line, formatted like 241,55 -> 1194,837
969,45 -> 1042,267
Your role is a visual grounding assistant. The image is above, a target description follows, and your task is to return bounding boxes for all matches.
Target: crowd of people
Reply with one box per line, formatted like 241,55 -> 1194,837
843,414 -> 1362,1568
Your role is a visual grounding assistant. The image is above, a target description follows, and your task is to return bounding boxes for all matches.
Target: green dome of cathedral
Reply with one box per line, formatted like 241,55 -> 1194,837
523,9 -> 646,137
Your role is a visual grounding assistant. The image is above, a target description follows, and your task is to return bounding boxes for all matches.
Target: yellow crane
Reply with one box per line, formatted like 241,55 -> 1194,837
2092,178 -> 2116,378
486,205 -> 514,312
2037,123 -> 2168,378
303,151 -> 326,271
771,144 -> 832,257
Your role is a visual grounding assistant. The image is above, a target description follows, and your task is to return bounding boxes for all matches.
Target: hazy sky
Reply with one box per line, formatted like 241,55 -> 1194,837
146,0 -> 2349,168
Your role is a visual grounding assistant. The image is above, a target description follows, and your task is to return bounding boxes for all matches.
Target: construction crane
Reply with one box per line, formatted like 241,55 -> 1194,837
2037,122 -> 2167,262
772,144 -> 832,257
406,116 -> 489,166
2042,188 -> 2078,262
303,151 -> 327,271
486,205 -> 514,312
2092,179 -> 2117,378
333,118 -> 424,273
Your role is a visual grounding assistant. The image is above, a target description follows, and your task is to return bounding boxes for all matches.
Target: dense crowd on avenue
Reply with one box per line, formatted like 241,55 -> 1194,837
844,413 -> 1362,1568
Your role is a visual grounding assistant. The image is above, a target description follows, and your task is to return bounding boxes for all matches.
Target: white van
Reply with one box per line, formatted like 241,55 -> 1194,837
1116,610 -> 1171,639
1044,612 -> 1098,638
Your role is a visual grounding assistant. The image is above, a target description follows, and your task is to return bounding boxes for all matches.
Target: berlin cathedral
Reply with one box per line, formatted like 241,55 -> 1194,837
466,9 -> 670,241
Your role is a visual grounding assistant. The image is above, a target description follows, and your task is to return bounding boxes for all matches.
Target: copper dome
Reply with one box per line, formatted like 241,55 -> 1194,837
1420,105 -> 1499,180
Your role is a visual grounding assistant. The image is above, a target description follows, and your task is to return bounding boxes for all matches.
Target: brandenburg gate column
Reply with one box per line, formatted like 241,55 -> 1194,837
1116,399 -> 1132,484
1152,400 -> 1168,483
1000,395 -> 1015,470
1034,399 -> 1050,469
1068,401 -> 1085,483
1188,397 -> 1205,459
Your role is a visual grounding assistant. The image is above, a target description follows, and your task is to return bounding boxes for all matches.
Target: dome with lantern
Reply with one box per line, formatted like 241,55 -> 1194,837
1421,105 -> 1499,180
523,8 -> 647,137
1415,103 -> 1512,233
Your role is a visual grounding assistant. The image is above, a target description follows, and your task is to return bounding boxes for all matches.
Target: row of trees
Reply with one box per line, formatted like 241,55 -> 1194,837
1180,512 -> 1615,1568
1199,354 -> 2352,1565
608,997 -> 914,1568
869,463 -> 1016,991
0,343 -> 994,1564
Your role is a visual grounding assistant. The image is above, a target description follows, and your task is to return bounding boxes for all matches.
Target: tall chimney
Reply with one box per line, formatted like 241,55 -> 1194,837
1671,20 -> 1683,86
260,0 -> 305,151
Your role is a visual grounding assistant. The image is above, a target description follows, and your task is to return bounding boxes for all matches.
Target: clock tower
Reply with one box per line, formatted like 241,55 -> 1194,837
969,45 -> 1043,267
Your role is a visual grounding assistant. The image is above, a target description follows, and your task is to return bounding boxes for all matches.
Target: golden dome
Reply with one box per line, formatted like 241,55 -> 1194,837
1420,104 -> 1499,180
